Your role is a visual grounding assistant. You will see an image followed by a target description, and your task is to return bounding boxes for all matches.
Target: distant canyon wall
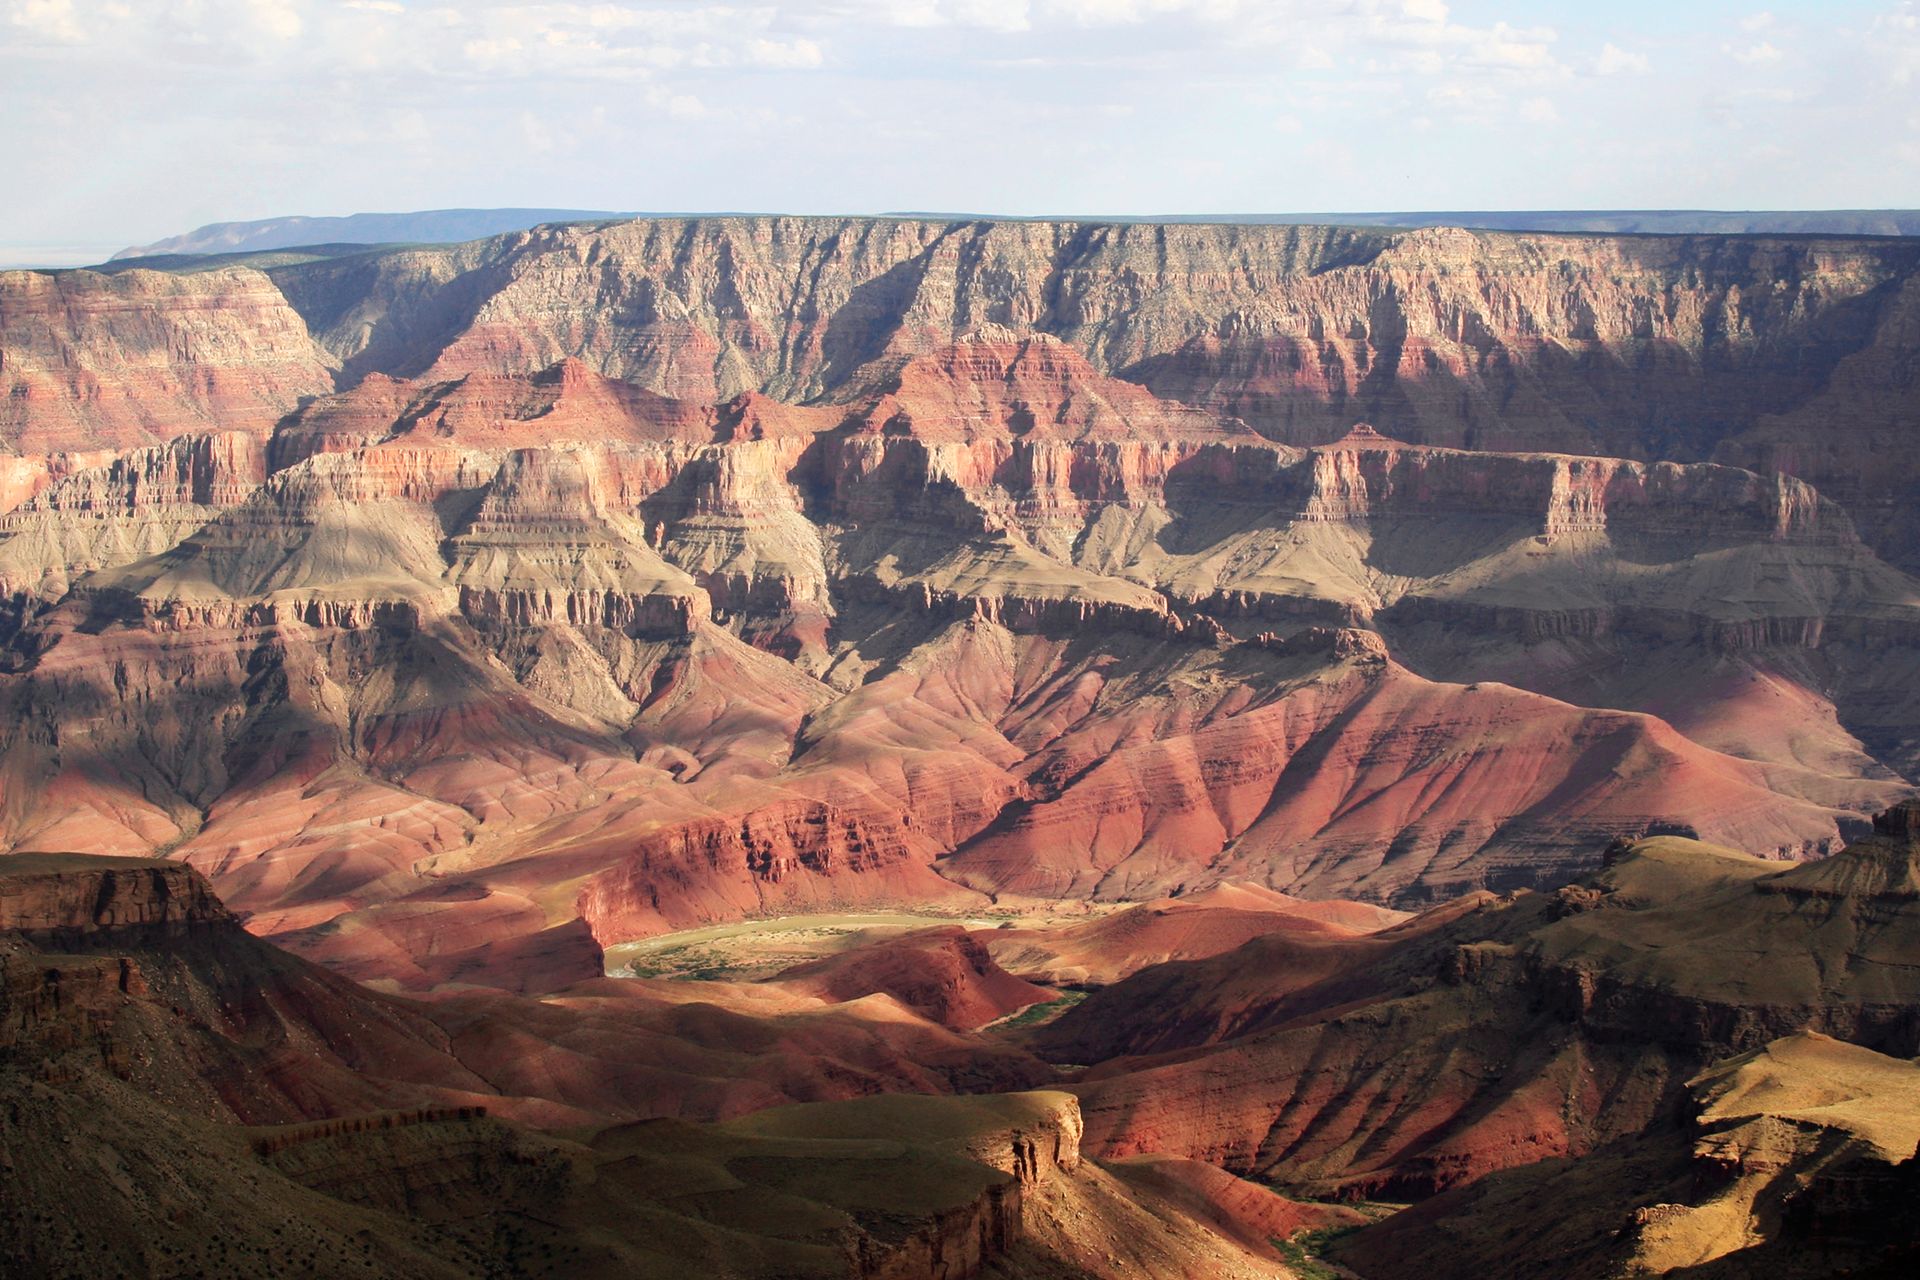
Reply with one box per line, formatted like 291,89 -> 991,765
0,220 -> 1917,990
9,217 -> 1919,565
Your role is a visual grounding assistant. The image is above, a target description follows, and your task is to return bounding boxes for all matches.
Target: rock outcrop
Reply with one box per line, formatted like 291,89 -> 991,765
0,266 -> 333,452
0,223 -> 1918,990
0,854 -> 1295,1279
773,926 -> 1056,1030
1337,1031 -> 1920,1280
239,218 -> 1920,569
0,853 -> 229,936
980,884 -> 1409,986
1047,813 -> 1920,1199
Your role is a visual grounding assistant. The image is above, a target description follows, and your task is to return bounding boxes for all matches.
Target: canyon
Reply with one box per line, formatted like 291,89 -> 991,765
0,853 -> 1325,1277
3,215 -> 1920,1277
7,787 -> 1917,1275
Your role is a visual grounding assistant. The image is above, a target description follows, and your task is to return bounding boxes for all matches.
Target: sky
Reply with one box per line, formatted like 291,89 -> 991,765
3,0 -> 1918,264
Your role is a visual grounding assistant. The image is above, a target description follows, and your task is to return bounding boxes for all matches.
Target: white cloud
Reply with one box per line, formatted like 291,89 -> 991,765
245,0 -> 302,41
1459,24 -> 1558,70
936,0 -> 1033,31
1519,95 -> 1559,123
1426,80 -> 1500,112
747,36 -> 825,68
1880,4 -> 1920,83
645,85 -> 709,118
978,0 -> 1039,29
0,3 -> 838,79
1731,40 -> 1783,67
7,0 -> 86,42
1594,42 -> 1648,75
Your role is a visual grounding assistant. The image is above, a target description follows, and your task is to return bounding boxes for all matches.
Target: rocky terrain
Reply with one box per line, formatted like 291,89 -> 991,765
0,852 -> 1332,1278
4,220 -> 1920,987
2,214 -> 1919,1275
1038,802 -> 1920,1201
1338,1031 -> 1920,1278
7,806 -> 1918,1276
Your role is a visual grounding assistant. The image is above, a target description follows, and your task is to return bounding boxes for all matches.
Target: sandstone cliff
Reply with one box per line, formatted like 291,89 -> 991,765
0,266 -> 333,453
1337,1031 -> 1920,1280
1,223 -> 1919,989
254,217 -> 1920,569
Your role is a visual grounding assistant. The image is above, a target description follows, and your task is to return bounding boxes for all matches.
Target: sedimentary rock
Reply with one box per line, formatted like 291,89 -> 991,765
1336,1031 -> 1920,1280
1050,812 -> 1920,1197
0,266 -> 333,452
773,925 -> 1055,1029
0,224 -> 1916,989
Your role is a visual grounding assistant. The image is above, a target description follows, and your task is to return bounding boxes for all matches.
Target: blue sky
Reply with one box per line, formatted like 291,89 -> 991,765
2,0 -> 1916,263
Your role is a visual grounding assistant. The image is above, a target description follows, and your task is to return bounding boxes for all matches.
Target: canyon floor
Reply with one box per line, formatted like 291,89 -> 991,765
6,808 -> 1919,1277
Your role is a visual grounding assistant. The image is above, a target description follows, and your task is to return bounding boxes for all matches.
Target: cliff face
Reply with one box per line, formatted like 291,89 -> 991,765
255,218 -> 1920,566
1046,819 -> 1920,1199
19,219 -> 1920,565
0,336 -> 1911,987
0,853 -> 229,936
1337,1031 -> 1920,1280
0,267 -> 334,453
0,221 -> 1918,991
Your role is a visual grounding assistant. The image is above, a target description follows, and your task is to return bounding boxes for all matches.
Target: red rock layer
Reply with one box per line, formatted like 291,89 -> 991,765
0,315 -> 1911,990
981,886 -> 1408,986
252,218 -> 1920,569
574,801 -> 969,942
0,266 -> 334,452
1,855 -> 1046,1129
771,925 -> 1055,1030
1045,819 -> 1920,1198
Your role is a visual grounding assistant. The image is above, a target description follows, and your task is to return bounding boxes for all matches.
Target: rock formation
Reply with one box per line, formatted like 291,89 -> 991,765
1046,811 -> 1920,1198
979,884 -> 1408,986
773,925 -> 1056,1029
0,218 -> 1916,994
0,853 -> 1298,1279
1336,1031 -> 1920,1279
0,266 -> 333,452
236,217 -> 1920,564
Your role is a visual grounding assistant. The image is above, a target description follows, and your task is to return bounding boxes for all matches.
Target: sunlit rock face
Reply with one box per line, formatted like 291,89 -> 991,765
0,218 -> 1917,993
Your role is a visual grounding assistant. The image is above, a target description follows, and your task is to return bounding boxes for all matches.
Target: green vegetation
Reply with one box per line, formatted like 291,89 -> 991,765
986,990 -> 1089,1030
619,944 -> 748,980
1274,1225 -> 1363,1279
604,912 -> 1006,981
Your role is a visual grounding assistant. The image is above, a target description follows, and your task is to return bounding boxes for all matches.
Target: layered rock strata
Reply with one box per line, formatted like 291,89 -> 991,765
0,235 -> 1915,986
1046,812 -> 1920,1198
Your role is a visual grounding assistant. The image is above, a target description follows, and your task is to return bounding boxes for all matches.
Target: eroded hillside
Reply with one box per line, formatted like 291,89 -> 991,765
0,219 -> 1917,990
